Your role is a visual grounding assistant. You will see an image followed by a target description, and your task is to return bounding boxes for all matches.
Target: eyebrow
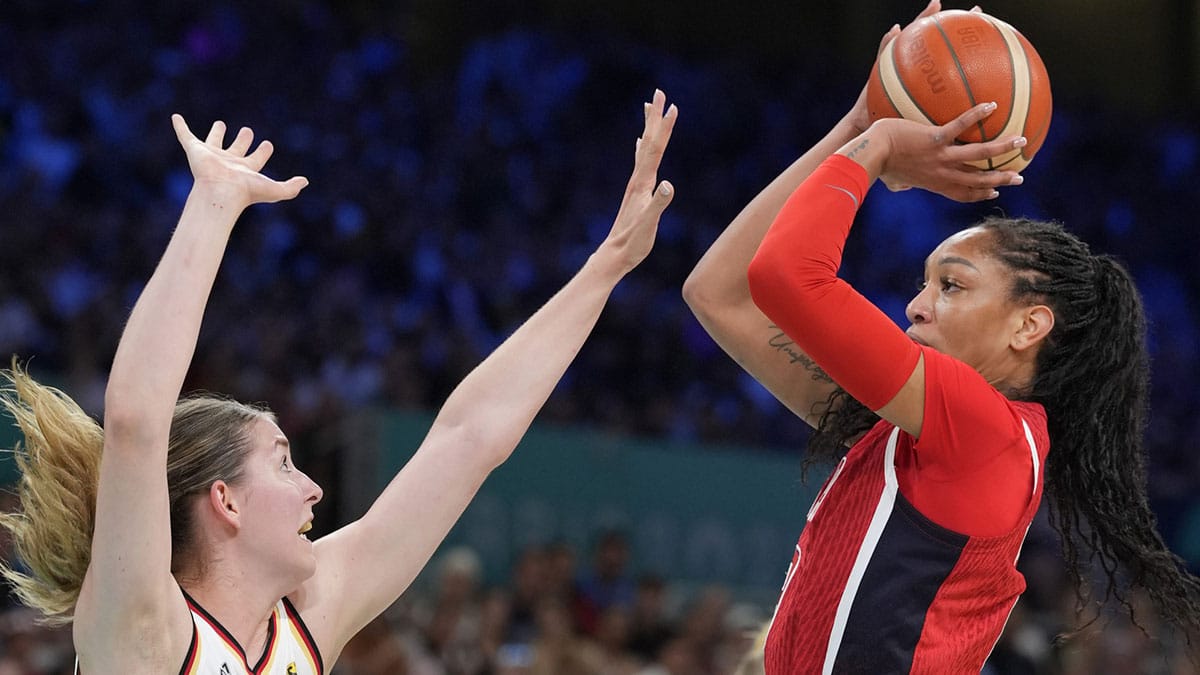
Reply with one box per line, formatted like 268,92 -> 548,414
937,255 -> 979,271
275,437 -> 291,452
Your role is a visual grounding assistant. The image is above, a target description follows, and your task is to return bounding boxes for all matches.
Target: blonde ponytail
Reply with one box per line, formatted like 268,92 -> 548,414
0,361 -> 102,625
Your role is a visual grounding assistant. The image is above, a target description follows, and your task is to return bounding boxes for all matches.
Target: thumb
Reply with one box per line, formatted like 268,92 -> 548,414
265,176 -> 310,203
879,24 -> 901,52
650,180 -> 674,214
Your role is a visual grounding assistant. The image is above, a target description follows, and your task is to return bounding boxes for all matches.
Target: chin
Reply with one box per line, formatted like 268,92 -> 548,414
280,544 -> 318,584
299,547 -> 318,577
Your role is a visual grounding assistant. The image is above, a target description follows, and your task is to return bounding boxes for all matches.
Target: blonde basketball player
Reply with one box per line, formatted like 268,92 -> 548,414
1,90 -> 677,673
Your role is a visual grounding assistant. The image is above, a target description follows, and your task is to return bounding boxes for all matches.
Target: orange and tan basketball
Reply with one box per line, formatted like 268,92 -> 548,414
866,10 -> 1052,171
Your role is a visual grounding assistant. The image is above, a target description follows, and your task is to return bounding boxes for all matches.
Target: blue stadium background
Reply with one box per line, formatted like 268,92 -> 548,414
1,1 -> 1198,672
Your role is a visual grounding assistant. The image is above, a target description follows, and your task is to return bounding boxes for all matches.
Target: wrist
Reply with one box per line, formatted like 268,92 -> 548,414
182,183 -> 247,233
187,180 -> 252,215
835,122 -> 892,181
832,113 -> 864,141
586,241 -> 635,286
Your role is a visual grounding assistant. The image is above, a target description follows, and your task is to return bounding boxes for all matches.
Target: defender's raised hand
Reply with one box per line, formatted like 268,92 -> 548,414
172,114 -> 308,210
600,89 -> 678,274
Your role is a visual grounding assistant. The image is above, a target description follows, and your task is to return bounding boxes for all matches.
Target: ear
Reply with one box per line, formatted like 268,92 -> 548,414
207,480 -> 242,531
1011,304 -> 1055,352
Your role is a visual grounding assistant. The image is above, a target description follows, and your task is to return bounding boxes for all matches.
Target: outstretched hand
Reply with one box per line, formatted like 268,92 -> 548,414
870,102 -> 1025,202
172,114 -> 308,210
600,89 -> 676,273
600,89 -> 678,274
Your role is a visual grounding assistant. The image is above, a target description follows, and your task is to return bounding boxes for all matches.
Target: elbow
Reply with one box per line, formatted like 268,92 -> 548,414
746,249 -> 784,318
682,259 -> 750,323
103,391 -> 139,433
102,388 -> 167,446
429,419 -> 515,473
747,249 -> 831,327
681,268 -> 714,319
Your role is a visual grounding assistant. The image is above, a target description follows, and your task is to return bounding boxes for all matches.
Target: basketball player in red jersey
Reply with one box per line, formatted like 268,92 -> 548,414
684,2 -> 1200,672
0,90 -> 677,673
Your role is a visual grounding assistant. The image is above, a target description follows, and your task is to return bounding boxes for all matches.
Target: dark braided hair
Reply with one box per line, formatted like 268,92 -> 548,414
806,216 -> 1200,639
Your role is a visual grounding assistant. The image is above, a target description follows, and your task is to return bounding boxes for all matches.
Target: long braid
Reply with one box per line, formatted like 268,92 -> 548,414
984,216 -> 1200,637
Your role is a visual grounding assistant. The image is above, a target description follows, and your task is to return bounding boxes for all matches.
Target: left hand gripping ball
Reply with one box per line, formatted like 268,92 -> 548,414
866,9 -> 1052,171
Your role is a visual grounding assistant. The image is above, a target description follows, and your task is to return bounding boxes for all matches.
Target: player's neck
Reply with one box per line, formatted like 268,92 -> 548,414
180,569 -> 281,663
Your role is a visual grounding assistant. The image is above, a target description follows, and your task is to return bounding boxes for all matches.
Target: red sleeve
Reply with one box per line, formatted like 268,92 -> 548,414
913,346 -> 1045,477
747,154 -> 920,411
901,345 -> 1047,535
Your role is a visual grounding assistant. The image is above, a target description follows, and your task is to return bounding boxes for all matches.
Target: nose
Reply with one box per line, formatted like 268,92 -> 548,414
305,474 -> 324,505
906,287 -> 932,325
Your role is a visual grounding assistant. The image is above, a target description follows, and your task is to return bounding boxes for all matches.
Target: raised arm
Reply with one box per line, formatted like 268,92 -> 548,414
682,4 -> 939,427
747,105 -> 1024,438
73,117 -> 306,668
296,91 -> 678,659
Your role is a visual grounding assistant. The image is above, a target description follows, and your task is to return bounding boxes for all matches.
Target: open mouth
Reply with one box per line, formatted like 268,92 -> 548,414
298,521 -> 313,539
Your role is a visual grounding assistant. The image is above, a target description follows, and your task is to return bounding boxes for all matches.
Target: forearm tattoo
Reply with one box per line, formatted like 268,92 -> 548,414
844,137 -> 869,160
767,325 -> 833,383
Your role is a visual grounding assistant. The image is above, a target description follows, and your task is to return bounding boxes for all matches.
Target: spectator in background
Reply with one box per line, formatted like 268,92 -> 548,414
504,545 -> 550,647
336,615 -> 410,675
626,575 -> 674,663
575,530 -> 636,635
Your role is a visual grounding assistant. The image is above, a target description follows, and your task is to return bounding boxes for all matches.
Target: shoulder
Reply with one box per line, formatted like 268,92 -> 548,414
278,596 -> 326,674
919,346 -> 992,390
918,346 -> 1036,422
73,576 -> 194,673
912,347 -> 1047,468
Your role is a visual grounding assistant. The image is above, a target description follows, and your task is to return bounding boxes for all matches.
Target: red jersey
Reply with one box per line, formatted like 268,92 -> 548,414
763,347 -> 1050,674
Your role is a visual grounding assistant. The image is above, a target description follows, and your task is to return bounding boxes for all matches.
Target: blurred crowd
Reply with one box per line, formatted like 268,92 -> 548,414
2,524 -> 1196,674
2,0 -> 1199,672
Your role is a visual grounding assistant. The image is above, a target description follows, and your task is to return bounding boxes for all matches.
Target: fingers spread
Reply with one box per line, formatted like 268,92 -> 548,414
171,114 -> 195,146
205,120 -> 227,146
245,139 -> 276,172
228,127 -> 255,157
275,176 -> 310,202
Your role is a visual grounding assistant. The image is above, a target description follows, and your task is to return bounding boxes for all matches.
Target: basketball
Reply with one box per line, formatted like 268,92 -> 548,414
866,10 -> 1052,171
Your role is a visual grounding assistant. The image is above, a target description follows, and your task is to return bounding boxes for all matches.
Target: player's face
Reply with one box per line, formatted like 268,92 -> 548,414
237,416 -> 323,582
904,227 -> 1029,385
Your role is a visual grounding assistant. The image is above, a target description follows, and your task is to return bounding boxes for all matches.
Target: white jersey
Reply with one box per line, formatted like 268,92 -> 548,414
75,592 -> 324,674
180,592 -> 323,674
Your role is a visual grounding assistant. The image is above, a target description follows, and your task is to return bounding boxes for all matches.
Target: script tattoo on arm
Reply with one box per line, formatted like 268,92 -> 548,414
767,325 -> 834,383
